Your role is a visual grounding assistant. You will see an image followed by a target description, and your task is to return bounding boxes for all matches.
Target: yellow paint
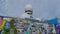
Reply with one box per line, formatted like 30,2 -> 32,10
0,20 -> 7,30
52,29 -> 56,34
38,30 -> 40,34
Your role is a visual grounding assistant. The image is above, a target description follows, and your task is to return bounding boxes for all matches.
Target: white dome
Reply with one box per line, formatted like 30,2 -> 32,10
25,4 -> 32,11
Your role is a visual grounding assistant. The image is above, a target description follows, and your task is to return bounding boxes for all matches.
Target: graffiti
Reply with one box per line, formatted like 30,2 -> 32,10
0,16 -> 59,34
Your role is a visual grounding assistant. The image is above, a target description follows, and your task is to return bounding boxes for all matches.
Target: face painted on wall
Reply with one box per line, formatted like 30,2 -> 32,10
4,22 -> 10,29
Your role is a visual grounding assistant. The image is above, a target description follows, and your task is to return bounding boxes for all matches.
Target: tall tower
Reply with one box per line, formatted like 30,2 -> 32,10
25,4 -> 33,18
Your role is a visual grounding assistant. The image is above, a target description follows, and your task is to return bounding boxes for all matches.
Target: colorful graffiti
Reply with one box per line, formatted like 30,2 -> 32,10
0,16 -> 60,34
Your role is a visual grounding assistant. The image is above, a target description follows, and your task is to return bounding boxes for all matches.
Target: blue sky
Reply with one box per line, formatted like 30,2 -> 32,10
0,0 -> 60,19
